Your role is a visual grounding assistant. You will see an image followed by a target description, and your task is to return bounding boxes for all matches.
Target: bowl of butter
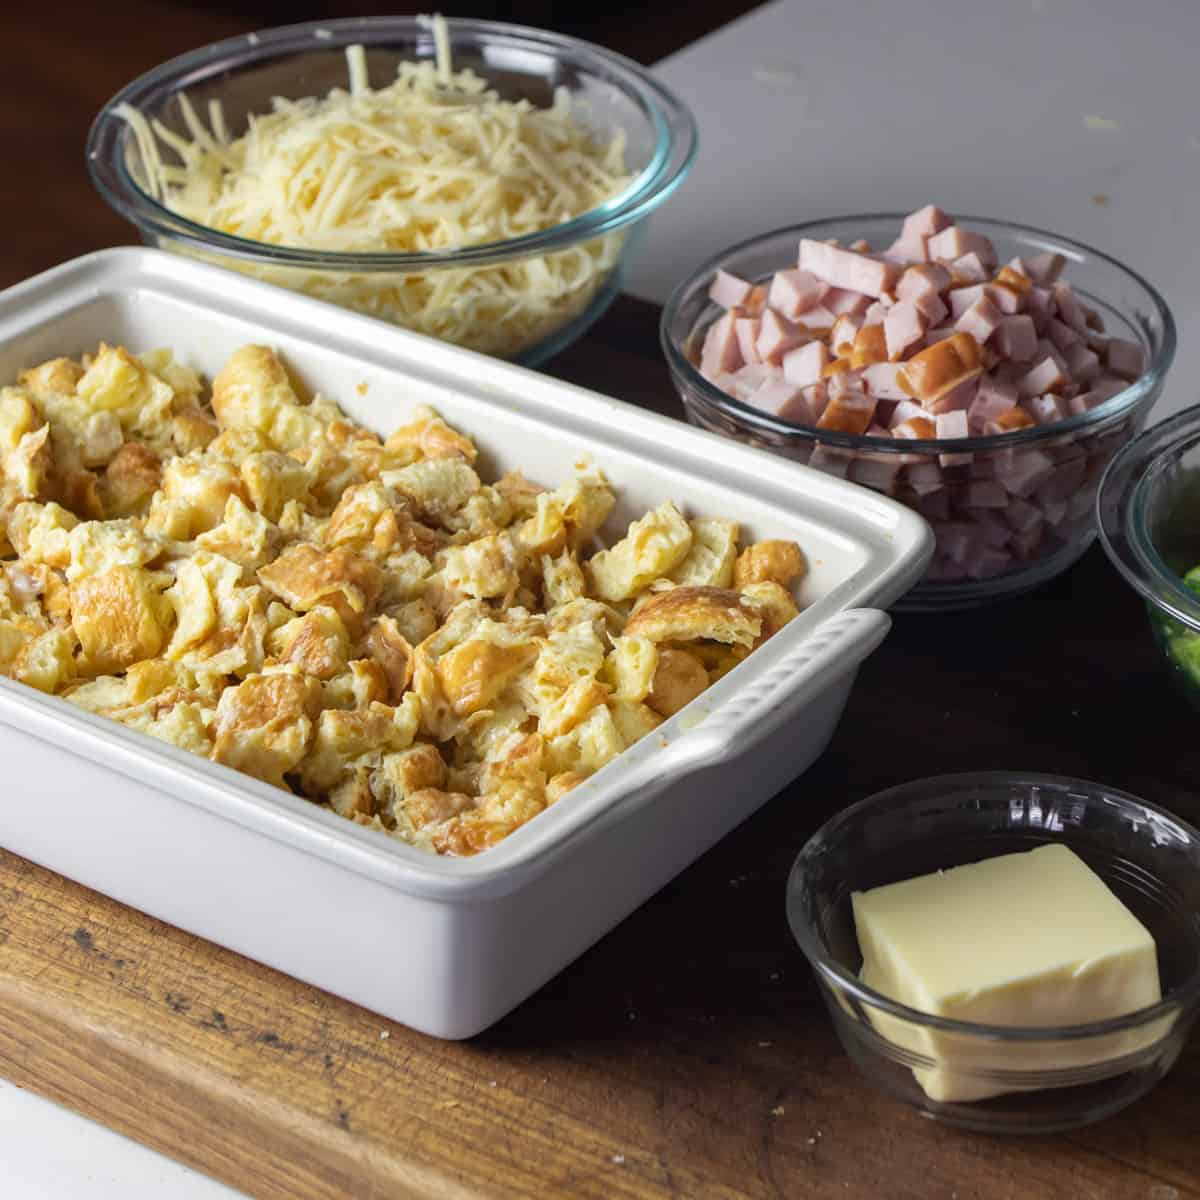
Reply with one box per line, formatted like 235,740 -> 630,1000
786,773 -> 1200,1133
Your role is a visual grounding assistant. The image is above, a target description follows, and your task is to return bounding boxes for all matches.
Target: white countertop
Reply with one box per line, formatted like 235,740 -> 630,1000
4,1 -> 1197,1193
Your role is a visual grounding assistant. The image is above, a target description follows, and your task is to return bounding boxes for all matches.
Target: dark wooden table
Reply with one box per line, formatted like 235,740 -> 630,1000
2,3 -> 1198,1198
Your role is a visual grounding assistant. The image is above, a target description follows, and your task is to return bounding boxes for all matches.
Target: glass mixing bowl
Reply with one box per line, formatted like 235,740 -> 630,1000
662,217 -> 1175,610
87,16 -> 697,366
1098,405 -> 1200,708
786,772 -> 1200,1133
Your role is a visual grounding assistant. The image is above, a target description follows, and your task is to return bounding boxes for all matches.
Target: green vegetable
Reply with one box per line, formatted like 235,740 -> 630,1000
1163,563 -> 1200,686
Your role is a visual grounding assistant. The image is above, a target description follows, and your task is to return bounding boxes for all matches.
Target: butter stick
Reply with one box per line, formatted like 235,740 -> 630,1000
851,844 -> 1162,1102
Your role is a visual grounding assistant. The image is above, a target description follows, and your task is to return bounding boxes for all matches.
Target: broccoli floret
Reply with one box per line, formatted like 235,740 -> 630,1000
1183,564 -> 1200,597
1169,632 -> 1200,685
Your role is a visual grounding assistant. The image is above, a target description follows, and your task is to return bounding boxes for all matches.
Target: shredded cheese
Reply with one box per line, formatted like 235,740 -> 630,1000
117,14 -> 633,358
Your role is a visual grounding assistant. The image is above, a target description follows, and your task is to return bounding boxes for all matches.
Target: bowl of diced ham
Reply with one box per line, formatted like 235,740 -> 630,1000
661,208 -> 1176,608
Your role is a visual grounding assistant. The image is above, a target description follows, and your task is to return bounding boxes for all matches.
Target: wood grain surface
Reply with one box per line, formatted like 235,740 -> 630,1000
2,3 -> 1199,1198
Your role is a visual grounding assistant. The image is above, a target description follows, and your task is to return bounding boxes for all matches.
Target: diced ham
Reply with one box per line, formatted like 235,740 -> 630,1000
850,324 -> 889,369
925,557 -> 968,581
807,445 -> 852,478
1026,252 -> 1067,286
971,509 -> 1014,548
894,416 -> 937,439
1034,340 -> 1069,378
726,363 -> 773,400
898,263 -> 951,304
748,378 -> 818,423
885,301 -> 927,361
994,315 -> 1038,362
1053,281 -> 1087,331
965,480 -> 1008,508
782,339 -> 829,386
757,309 -> 808,365
934,520 -> 978,565
803,381 -> 829,420
901,204 -> 953,241
1066,343 -> 1101,382
827,365 -> 866,400
848,454 -> 905,493
864,362 -> 912,401
927,226 -> 997,267
949,284 -> 987,318
1068,377 -> 1126,414
700,311 -> 742,376
1027,393 -> 1067,425
994,447 -> 1055,497
1035,455 -> 1088,505
888,398 -> 927,427
912,291 -> 949,326
873,401 -> 898,428
936,409 -> 969,438
1008,525 -> 1044,559
709,269 -> 755,310
1015,356 -> 1069,397
907,461 -> 945,495
1005,497 -> 1043,533
825,287 -> 873,317
965,545 -> 1012,579
735,317 -> 763,365
956,293 -> 1004,344
1106,338 -> 1145,381
924,327 -> 959,345
984,283 -> 1023,316
984,406 -> 1037,435
884,235 -> 930,264
849,238 -> 873,253
936,408 -> 973,466
968,377 -> 1018,431
830,314 -> 864,356
696,210 -> 1130,590
929,374 -> 978,415
816,389 -> 877,434
767,268 -> 828,319
1040,496 -> 1069,526
902,332 -> 983,410
951,252 -> 990,284
799,239 -> 901,298
917,490 -> 951,520
1025,286 -> 1055,333
1047,318 -> 1081,352
798,305 -> 837,331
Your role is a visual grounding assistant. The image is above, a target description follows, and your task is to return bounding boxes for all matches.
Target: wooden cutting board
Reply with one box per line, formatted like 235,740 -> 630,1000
2,300 -> 1200,1200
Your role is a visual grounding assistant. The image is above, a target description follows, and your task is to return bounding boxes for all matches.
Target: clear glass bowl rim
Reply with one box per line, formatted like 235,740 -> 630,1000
660,214 -> 1176,453
85,15 -> 698,270
786,770 -> 1200,1042
1097,404 -> 1200,633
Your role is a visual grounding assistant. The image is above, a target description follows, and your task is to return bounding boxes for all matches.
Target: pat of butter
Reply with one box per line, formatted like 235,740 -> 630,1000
851,844 -> 1162,1102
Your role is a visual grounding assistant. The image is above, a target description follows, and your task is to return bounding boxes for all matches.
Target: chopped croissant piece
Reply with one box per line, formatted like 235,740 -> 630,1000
646,648 -> 708,717
733,540 -> 806,589
625,586 -> 762,648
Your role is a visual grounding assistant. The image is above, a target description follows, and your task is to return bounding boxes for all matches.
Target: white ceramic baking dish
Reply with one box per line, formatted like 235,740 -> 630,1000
0,249 -> 932,1037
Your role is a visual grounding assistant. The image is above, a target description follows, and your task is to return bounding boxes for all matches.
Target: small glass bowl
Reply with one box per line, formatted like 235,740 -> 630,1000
1098,406 -> 1200,710
87,16 -> 697,366
786,773 -> 1200,1133
661,217 -> 1175,610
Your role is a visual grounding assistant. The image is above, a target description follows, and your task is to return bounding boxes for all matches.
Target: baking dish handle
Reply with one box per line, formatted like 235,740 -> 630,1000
580,606 -> 891,838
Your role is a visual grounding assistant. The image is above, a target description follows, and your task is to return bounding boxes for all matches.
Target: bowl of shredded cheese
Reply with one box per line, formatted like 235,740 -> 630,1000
87,15 -> 697,365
